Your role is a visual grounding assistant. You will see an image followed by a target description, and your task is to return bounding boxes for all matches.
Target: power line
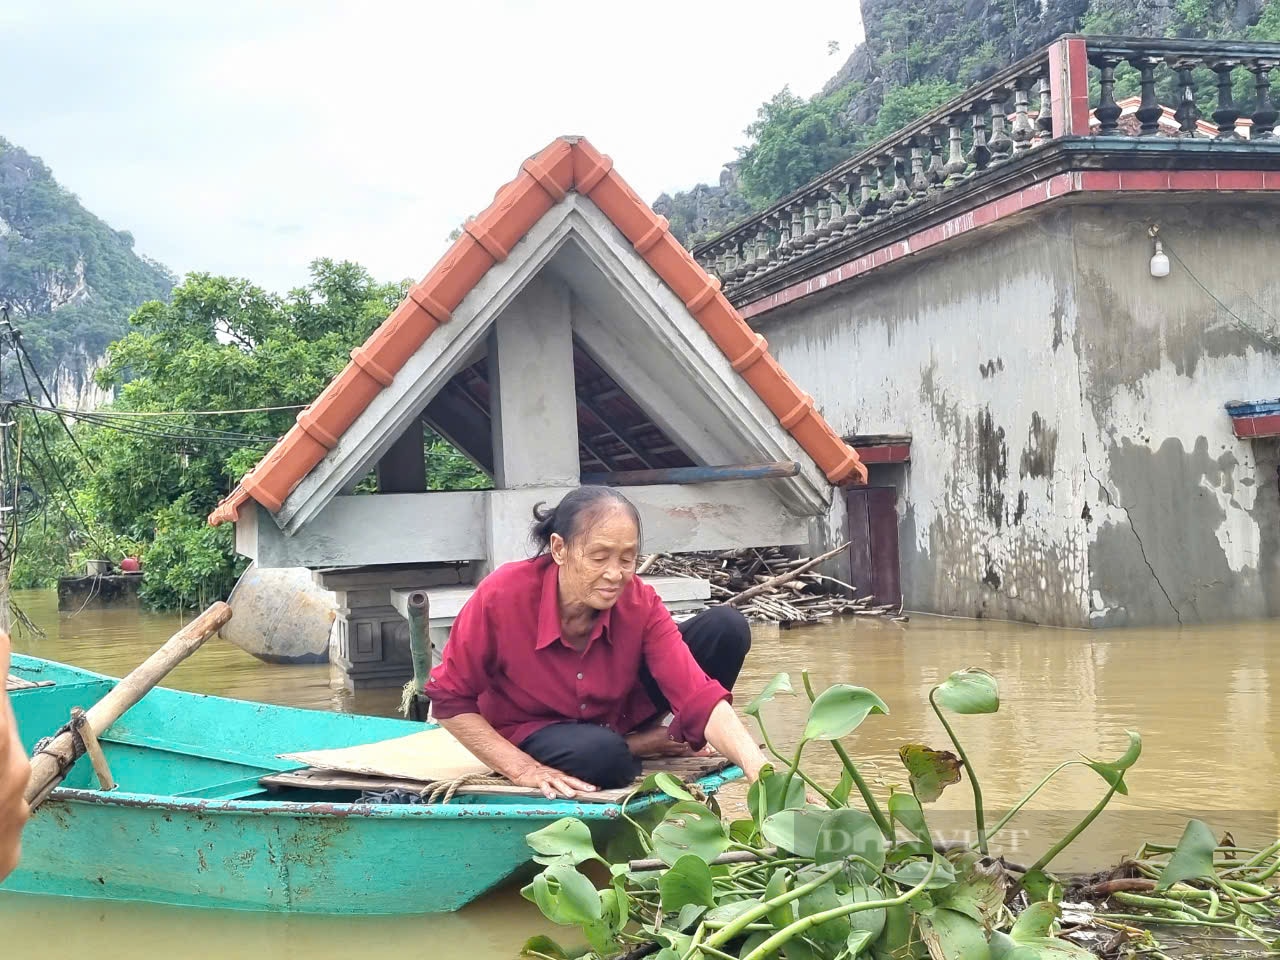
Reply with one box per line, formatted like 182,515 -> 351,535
88,403 -> 307,417
1162,240 -> 1280,350
0,311 -> 99,470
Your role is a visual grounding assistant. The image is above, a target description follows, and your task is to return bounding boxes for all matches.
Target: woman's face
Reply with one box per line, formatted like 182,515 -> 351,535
551,504 -> 639,611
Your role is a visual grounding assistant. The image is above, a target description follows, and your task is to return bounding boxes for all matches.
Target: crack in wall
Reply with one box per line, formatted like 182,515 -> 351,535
1083,439 -> 1183,626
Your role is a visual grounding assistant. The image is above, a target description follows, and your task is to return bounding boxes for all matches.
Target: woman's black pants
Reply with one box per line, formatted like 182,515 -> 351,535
517,605 -> 751,788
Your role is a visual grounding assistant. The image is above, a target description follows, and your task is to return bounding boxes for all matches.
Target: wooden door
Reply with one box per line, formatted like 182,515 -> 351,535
846,487 -> 902,607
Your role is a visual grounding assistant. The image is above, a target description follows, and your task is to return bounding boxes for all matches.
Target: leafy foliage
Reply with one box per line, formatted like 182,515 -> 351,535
519,670 -> 1162,960
736,85 -> 864,207
13,259 -> 487,607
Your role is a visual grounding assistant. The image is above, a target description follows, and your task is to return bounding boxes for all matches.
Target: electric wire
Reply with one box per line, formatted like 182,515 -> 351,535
1161,240 -> 1280,349
1,310 -> 99,469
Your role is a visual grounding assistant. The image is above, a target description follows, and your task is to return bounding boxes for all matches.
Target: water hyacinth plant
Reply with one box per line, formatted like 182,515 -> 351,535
519,669 -> 1279,960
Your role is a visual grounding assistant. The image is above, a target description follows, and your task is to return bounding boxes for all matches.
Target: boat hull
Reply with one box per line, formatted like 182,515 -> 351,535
9,790 -> 590,914
3,654 -> 738,914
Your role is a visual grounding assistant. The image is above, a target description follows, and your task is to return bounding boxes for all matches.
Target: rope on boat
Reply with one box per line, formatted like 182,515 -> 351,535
31,716 -> 86,779
419,773 -> 511,804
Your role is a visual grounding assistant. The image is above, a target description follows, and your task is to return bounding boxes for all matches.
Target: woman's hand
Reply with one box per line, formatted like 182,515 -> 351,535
509,761 -> 598,801
625,725 -> 716,760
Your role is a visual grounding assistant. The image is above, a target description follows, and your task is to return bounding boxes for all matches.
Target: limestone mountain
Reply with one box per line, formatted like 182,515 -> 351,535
0,137 -> 173,408
657,0 -> 1280,245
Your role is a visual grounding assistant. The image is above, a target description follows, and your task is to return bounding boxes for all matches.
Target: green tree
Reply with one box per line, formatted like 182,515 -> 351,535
736,84 -> 862,206
13,259 -> 487,608
862,80 -> 965,145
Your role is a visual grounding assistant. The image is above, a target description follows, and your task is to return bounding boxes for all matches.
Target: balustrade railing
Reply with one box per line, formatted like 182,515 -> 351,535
695,35 -> 1280,296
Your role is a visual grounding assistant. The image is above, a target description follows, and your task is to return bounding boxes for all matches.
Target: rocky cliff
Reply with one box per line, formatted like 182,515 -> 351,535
0,137 -> 173,407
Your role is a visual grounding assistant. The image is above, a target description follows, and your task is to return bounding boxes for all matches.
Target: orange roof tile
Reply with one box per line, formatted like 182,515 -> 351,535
208,137 -> 865,527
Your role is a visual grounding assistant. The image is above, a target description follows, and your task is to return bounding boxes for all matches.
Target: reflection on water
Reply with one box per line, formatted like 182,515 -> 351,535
3,589 -> 1279,958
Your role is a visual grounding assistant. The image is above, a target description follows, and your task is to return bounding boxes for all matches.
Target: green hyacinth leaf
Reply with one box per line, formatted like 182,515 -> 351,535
652,801 -> 730,866
765,868 -> 795,929
814,808 -> 885,874
803,684 -> 890,741
845,883 -> 888,941
932,669 -> 999,715
1010,901 -> 1060,941
889,788 -> 932,844
890,857 -> 955,890
522,863 -> 602,926
659,854 -> 716,913
653,772 -> 696,803
526,817 -> 599,866
1155,818 -> 1220,891
1081,731 -> 1142,796
798,881 -> 851,944
748,765 -> 807,826
762,807 -> 831,859
918,906 -> 992,960
746,672 -> 794,717
519,935 -> 570,960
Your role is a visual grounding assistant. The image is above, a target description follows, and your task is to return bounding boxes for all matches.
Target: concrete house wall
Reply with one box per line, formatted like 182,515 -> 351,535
758,196 -> 1280,627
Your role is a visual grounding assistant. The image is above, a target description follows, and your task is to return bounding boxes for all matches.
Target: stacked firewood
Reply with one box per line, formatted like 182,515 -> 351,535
641,547 -> 906,625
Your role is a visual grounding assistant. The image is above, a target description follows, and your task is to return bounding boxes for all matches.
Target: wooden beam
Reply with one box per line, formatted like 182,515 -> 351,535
583,461 -> 801,487
250,494 -> 488,568
618,482 -> 809,552
423,386 -> 494,475
576,393 -> 656,470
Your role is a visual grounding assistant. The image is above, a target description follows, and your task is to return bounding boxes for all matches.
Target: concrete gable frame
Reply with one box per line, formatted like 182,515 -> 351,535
271,194 -> 833,538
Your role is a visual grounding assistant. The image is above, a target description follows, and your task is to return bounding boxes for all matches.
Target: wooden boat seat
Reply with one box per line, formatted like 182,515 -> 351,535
260,755 -> 734,804
6,675 -> 54,692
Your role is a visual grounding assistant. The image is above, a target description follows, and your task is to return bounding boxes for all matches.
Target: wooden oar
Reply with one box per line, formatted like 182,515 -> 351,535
24,601 -> 232,811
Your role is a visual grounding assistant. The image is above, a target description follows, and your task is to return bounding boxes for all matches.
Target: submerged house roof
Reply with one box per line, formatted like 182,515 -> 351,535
209,137 -> 865,528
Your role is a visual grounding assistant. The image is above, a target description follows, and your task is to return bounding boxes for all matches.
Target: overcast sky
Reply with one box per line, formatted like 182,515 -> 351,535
3,1 -> 863,295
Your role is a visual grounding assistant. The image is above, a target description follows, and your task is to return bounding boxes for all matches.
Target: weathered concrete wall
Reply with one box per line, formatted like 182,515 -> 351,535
1072,198 -> 1280,626
756,196 -> 1280,628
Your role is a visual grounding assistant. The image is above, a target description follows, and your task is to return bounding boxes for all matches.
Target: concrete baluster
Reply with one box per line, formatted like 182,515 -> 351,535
1094,54 -> 1124,134
1210,59 -> 1243,139
1172,58 -> 1203,135
1250,59 -> 1278,140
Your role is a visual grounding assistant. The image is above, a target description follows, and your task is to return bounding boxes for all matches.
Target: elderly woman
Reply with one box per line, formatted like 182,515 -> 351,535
426,486 -> 767,800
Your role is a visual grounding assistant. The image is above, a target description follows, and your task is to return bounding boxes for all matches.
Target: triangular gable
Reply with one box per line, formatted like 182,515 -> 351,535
209,137 -> 865,529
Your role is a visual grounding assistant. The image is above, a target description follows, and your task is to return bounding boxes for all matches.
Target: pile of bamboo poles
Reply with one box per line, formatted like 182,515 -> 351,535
640,546 -> 906,625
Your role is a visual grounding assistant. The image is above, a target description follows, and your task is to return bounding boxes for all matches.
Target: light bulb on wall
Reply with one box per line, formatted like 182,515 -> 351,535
1149,225 -> 1170,278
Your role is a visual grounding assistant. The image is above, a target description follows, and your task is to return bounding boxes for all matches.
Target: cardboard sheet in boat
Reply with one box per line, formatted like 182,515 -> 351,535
278,725 -> 490,783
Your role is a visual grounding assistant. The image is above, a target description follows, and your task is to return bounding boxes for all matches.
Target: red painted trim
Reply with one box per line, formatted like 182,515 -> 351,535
1049,38 -> 1091,137
852,443 -> 912,464
1231,412 -> 1280,439
739,167 -> 1278,321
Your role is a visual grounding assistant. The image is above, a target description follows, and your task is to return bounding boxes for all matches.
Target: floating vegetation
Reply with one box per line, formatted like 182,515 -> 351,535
519,668 -> 1280,960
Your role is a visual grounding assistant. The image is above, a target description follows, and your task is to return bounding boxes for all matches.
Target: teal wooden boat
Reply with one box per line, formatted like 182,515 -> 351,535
2,655 -> 740,915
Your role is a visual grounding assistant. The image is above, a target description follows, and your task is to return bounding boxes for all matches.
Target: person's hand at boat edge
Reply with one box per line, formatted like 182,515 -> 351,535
509,759 -> 598,801
625,724 -> 716,760
0,631 -> 31,881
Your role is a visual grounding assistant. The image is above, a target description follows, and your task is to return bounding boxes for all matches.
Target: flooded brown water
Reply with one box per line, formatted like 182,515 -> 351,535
2,588 -> 1278,958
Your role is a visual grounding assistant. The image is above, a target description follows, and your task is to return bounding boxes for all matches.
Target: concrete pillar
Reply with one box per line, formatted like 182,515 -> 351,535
376,417 -> 426,493
489,276 -> 580,488
317,565 -> 472,691
485,486 -> 576,570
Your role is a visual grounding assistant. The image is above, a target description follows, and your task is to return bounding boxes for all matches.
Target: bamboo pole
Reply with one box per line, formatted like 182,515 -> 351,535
69,707 -> 115,791
723,543 -> 849,608
25,601 -> 231,810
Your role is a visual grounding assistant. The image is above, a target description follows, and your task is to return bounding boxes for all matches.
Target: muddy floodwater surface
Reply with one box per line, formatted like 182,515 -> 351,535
2,589 -> 1277,959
